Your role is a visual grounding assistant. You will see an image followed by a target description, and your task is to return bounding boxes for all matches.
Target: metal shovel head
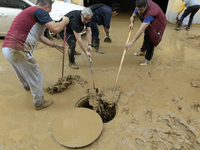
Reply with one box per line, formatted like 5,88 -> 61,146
104,37 -> 112,43
87,88 -> 98,94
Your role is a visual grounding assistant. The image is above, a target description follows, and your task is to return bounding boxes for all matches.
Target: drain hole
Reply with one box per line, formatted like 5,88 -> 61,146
75,96 -> 117,123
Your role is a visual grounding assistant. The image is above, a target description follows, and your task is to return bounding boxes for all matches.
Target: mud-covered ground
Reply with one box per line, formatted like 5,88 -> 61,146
1,13 -> 200,149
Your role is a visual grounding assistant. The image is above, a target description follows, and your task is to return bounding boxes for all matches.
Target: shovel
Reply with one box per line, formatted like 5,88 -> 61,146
88,58 -> 98,93
51,26 -> 66,87
103,37 -> 112,43
62,26 -> 66,78
89,57 -> 95,89
114,30 -> 132,91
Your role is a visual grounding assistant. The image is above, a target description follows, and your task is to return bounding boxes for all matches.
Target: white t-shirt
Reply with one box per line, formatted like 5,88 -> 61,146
184,0 -> 200,7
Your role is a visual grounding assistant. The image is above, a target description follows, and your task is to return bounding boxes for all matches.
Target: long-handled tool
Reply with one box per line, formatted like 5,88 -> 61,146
114,30 -> 132,91
89,57 -> 95,89
62,26 -> 66,78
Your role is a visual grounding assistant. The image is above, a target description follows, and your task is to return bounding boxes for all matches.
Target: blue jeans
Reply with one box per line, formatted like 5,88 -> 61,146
91,16 -> 99,40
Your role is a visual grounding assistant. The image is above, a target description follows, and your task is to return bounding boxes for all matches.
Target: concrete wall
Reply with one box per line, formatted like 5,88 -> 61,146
166,0 -> 200,24
71,0 -> 83,6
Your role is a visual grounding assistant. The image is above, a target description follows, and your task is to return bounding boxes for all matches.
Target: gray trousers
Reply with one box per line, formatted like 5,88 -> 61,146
2,47 -> 44,106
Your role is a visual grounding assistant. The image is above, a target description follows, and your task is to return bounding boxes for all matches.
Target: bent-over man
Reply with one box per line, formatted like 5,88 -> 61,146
89,3 -> 120,54
59,8 -> 93,69
2,0 -> 69,110
175,0 -> 200,31
124,0 -> 167,66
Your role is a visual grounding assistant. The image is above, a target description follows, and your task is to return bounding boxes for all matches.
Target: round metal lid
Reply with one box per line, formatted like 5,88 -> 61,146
52,108 -> 103,148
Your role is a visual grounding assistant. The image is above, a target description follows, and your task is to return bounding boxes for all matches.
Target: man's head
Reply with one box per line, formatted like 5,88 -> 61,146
111,3 -> 120,16
135,0 -> 148,15
36,0 -> 52,13
81,8 -> 93,24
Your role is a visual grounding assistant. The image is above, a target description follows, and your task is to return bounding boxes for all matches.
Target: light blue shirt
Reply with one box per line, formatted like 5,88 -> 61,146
184,0 -> 200,7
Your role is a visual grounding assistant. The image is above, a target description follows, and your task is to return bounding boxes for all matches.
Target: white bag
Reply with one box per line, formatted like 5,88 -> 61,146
182,16 -> 189,26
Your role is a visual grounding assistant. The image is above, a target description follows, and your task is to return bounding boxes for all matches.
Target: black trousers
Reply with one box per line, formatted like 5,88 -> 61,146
59,33 -> 76,63
177,5 -> 200,28
66,35 -> 76,63
140,30 -> 155,61
90,15 -> 99,40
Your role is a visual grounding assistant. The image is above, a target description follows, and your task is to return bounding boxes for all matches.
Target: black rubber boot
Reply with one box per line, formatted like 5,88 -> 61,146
94,38 -> 104,54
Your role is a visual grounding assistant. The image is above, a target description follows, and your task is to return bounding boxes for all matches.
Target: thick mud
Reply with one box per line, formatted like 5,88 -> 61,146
44,75 -> 88,94
1,13 -> 200,149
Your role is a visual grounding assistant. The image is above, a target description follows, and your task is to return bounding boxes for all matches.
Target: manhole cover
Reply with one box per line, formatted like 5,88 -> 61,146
52,108 -> 103,148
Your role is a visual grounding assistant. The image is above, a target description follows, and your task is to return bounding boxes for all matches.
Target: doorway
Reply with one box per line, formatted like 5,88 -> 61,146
152,0 -> 169,14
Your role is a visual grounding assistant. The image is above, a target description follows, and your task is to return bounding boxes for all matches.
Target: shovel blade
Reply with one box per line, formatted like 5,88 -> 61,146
104,37 -> 112,43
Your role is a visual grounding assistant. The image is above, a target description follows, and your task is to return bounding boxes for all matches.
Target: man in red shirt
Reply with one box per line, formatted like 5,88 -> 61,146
2,0 -> 69,110
124,0 -> 167,66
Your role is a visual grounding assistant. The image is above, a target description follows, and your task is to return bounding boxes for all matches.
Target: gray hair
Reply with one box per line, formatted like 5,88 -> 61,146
81,8 -> 93,16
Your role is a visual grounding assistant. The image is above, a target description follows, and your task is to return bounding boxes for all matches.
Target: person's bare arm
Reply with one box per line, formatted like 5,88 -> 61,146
104,26 -> 110,38
131,22 -> 149,43
86,27 -> 92,51
74,31 -> 91,59
39,35 -> 64,53
124,22 -> 150,50
44,16 -> 69,33
129,12 -> 138,30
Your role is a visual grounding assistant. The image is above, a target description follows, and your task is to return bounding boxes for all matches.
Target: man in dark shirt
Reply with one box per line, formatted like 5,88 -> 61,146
59,8 -> 93,69
90,3 -> 120,54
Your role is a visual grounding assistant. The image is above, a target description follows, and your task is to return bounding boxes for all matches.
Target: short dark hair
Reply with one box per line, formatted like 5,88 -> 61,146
111,3 -> 120,13
135,0 -> 148,8
36,0 -> 52,7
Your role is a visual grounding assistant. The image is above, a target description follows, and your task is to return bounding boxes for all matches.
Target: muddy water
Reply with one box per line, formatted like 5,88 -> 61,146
1,13 -> 200,149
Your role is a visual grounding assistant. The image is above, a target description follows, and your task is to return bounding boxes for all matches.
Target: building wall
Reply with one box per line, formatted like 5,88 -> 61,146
71,0 -> 84,5
166,0 -> 200,24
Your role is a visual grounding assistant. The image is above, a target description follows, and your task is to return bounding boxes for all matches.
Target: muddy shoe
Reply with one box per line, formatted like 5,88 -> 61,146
140,59 -> 151,66
185,27 -> 190,31
175,27 -> 180,31
69,62 -> 79,69
134,51 -> 145,56
74,51 -> 81,55
96,49 -> 104,54
35,99 -> 53,111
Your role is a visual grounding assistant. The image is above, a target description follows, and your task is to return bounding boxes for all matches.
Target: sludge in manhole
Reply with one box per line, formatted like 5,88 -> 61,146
75,88 -> 121,123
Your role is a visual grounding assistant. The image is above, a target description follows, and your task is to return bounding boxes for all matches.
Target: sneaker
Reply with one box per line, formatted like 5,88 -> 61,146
69,62 -> 79,69
134,51 -> 145,56
175,27 -> 180,31
140,59 -> 151,66
185,27 -> 190,31
74,51 -> 81,55
35,99 -> 53,111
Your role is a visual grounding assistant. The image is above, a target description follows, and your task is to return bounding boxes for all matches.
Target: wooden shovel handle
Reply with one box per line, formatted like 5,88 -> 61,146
114,30 -> 132,90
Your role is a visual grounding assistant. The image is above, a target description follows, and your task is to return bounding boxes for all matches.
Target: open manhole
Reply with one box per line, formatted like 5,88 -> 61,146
75,96 -> 117,123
